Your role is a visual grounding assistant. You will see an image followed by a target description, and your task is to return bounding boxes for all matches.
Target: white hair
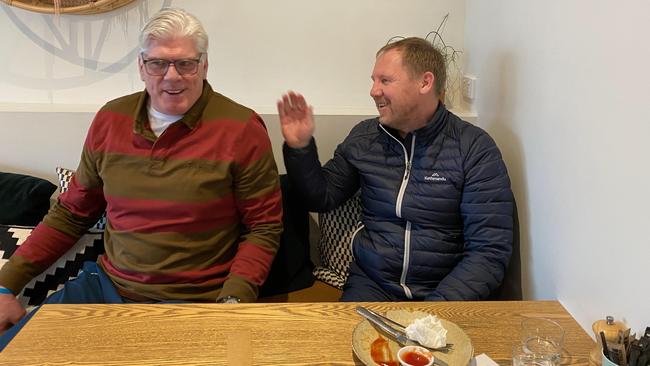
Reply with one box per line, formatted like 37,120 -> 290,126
139,7 -> 208,54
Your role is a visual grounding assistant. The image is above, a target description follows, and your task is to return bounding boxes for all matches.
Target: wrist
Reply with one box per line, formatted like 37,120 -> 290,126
286,140 -> 309,149
216,295 -> 241,304
285,136 -> 313,150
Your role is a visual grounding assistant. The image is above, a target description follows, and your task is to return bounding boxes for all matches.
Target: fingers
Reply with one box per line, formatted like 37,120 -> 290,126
282,93 -> 293,115
276,100 -> 286,119
277,91 -> 310,119
0,313 -> 22,335
288,91 -> 307,111
0,296 -> 27,333
0,320 -> 9,333
9,308 -> 26,324
277,93 -> 293,120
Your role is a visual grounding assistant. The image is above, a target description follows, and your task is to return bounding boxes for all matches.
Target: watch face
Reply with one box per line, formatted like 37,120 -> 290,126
218,296 -> 240,304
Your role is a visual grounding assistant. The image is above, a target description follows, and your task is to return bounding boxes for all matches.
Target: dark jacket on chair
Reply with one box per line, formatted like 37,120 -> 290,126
284,103 -> 514,301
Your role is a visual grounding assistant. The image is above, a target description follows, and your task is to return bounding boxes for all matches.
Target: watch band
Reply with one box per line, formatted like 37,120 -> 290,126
216,295 -> 241,304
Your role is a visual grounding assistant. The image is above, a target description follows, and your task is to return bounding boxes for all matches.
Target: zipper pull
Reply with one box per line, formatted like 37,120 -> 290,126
404,162 -> 411,180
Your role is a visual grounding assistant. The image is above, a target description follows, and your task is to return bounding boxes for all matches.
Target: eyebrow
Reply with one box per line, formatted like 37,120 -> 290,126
141,52 -> 202,60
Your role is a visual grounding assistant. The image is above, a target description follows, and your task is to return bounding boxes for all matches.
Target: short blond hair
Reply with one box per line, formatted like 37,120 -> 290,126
377,37 -> 446,96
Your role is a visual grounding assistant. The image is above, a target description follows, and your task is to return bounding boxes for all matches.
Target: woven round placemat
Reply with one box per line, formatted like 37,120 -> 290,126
2,0 -> 136,15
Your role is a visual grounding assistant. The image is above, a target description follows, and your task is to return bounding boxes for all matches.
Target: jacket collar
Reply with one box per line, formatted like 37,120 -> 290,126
378,101 -> 449,142
414,101 -> 448,140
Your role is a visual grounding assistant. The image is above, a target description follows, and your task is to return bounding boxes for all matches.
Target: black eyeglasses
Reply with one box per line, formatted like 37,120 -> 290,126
141,53 -> 204,76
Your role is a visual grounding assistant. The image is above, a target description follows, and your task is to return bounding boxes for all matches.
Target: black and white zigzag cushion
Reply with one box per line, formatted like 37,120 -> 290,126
0,224 -> 105,307
313,193 -> 362,289
56,167 -> 106,232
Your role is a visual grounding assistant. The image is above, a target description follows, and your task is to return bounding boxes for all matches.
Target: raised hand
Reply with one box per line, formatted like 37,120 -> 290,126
277,91 -> 315,148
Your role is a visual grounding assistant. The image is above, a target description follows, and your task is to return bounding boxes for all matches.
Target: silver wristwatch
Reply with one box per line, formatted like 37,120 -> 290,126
216,295 -> 241,304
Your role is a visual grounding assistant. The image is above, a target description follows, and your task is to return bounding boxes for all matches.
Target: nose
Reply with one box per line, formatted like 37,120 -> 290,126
370,80 -> 382,98
163,63 -> 182,80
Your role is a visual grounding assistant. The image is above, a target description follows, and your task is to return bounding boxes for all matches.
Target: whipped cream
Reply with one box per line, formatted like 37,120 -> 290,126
404,314 -> 447,348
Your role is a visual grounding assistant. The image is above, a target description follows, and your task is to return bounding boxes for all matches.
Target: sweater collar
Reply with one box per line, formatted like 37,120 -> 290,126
134,80 -> 212,138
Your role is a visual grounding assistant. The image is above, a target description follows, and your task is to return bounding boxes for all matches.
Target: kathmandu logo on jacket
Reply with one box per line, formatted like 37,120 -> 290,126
424,172 -> 447,182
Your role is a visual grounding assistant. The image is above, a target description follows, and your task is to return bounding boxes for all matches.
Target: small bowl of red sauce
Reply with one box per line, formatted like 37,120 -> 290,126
397,345 -> 434,366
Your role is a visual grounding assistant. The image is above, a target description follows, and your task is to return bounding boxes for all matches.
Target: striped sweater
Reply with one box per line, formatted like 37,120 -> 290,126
0,81 -> 283,302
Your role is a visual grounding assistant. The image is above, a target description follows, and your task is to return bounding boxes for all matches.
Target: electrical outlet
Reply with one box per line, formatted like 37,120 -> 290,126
462,75 -> 477,100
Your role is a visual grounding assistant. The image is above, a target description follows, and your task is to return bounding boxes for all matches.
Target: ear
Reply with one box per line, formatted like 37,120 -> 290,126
138,55 -> 146,82
419,71 -> 435,95
201,56 -> 209,80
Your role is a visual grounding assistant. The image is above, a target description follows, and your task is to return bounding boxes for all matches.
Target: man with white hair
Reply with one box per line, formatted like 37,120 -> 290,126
0,8 -> 282,349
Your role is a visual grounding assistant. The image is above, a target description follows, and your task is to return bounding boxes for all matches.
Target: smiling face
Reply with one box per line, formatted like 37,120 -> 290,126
370,49 -> 435,136
139,36 -> 208,115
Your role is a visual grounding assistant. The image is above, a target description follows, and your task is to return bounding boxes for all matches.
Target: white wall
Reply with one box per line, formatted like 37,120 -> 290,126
0,0 -> 466,115
0,0 -> 467,180
464,1 -> 650,336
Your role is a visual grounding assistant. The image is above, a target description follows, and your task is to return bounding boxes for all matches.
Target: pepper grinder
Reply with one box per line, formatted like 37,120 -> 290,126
589,316 -> 627,366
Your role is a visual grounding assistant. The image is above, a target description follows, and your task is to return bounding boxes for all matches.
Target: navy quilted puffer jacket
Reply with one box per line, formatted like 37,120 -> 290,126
284,104 -> 513,300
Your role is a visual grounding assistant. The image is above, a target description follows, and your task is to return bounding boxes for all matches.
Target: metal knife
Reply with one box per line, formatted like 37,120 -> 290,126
355,306 -> 449,366
356,306 -> 411,344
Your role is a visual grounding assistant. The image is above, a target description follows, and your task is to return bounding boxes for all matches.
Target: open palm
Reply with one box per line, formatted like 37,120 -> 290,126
277,91 -> 315,148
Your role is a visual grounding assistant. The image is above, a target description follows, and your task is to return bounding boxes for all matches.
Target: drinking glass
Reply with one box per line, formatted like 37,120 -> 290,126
513,344 -> 554,366
520,318 -> 565,365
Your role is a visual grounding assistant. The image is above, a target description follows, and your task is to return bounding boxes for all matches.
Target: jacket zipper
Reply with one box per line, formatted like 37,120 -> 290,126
400,221 -> 413,299
349,222 -> 364,261
379,125 -> 416,299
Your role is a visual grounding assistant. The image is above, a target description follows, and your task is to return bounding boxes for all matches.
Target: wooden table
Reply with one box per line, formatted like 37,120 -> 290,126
0,301 -> 593,366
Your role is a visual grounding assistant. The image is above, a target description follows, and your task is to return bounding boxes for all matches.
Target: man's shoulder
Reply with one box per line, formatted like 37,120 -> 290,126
347,117 -> 380,139
100,90 -> 145,114
203,91 -> 256,123
443,112 -> 494,146
440,112 -> 505,168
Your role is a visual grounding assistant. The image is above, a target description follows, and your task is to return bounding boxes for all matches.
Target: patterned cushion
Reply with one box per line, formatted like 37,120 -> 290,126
313,193 -> 362,289
55,167 -> 106,232
0,224 -> 105,307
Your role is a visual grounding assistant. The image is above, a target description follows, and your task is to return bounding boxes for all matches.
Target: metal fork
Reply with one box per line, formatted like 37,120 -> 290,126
363,307 -> 454,353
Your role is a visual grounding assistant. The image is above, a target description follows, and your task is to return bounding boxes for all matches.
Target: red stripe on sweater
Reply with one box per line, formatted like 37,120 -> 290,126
86,110 -> 267,162
107,194 -> 239,233
229,242 -> 276,285
85,110 -> 140,154
233,116 -> 274,168
238,187 -> 283,227
100,255 -> 232,285
59,175 -> 106,217
15,224 -> 78,268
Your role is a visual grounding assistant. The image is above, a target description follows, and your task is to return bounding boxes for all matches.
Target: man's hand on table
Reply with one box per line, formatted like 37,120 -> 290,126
0,293 -> 26,335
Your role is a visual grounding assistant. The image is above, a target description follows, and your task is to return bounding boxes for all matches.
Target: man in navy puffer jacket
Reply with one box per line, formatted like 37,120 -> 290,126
278,37 -> 513,301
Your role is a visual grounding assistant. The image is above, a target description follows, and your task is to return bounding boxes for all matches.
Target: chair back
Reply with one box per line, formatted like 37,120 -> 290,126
313,193 -> 361,289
